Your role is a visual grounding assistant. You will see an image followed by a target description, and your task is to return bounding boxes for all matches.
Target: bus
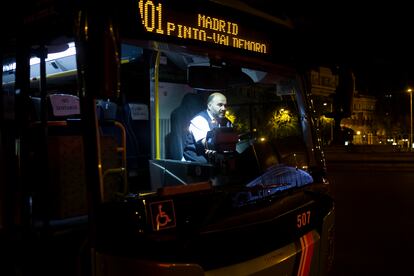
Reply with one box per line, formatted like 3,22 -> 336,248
1,0 -> 335,275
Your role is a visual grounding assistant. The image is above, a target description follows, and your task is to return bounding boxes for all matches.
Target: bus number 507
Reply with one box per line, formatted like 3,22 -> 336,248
297,210 -> 311,228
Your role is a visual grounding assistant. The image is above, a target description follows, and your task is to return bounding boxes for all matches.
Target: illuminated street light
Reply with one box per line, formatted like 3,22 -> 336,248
407,88 -> 413,150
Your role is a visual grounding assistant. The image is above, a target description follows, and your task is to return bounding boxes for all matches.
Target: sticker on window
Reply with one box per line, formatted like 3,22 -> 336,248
149,200 -> 176,231
129,103 -> 148,120
49,94 -> 80,116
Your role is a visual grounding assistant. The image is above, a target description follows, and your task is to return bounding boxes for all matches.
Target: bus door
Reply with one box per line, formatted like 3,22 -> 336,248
1,31 -> 129,274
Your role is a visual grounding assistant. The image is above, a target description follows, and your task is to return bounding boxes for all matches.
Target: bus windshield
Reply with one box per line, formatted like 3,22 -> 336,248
119,42 -> 314,206
1,1 -> 335,275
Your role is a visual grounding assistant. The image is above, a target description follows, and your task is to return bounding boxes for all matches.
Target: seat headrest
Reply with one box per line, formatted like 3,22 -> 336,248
96,99 -> 118,120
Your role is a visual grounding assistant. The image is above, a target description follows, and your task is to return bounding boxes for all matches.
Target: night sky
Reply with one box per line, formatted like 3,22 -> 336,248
286,7 -> 414,96
239,0 -> 414,96
3,1 -> 414,97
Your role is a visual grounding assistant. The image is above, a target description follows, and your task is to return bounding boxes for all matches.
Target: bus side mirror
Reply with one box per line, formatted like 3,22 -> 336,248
327,66 -> 355,145
333,66 -> 354,118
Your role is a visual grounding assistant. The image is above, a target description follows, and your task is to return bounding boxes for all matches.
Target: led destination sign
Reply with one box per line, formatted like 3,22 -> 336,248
138,0 -> 269,54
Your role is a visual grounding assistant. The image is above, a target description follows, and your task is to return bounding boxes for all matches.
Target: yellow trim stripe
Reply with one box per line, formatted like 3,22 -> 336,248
154,51 -> 161,159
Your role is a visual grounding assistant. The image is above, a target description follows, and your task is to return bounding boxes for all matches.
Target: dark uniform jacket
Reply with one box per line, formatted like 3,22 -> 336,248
183,110 -> 232,163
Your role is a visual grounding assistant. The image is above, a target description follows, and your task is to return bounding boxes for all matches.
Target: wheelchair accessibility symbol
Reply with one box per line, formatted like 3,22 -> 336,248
149,200 -> 176,231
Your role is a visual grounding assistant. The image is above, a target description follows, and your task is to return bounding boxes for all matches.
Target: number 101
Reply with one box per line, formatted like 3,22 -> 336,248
138,0 -> 164,34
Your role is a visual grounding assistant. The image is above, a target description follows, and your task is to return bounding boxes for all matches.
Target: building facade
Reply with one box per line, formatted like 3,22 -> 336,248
341,93 -> 377,144
309,67 -> 378,145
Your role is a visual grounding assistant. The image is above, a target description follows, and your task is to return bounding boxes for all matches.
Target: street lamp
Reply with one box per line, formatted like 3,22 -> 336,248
408,88 -> 413,150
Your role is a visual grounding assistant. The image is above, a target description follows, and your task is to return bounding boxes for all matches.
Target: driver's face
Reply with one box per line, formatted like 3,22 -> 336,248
208,94 -> 227,119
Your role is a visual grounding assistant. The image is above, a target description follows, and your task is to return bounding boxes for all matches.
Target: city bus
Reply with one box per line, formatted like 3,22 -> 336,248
1,0 -> 335,275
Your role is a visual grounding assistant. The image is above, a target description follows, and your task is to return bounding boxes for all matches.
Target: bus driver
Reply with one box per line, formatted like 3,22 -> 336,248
182,92 -> 232,163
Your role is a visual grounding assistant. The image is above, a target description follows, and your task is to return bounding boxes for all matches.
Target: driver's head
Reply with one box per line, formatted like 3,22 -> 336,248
207,92 -> 227,120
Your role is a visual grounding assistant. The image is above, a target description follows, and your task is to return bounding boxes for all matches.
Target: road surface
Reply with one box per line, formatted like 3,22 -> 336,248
325,147 -> 414,276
